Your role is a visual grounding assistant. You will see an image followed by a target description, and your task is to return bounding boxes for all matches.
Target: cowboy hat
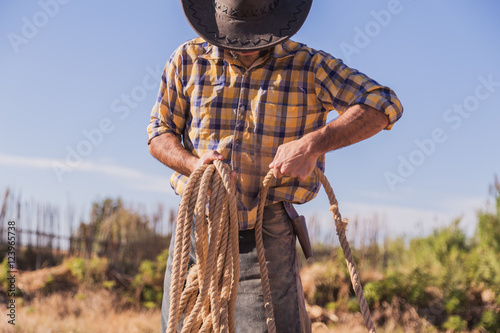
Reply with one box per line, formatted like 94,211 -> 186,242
181,0 -> 313,51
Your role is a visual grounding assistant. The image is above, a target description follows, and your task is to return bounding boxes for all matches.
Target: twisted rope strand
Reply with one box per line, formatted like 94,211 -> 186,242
167,165 -> 206,333
314,168 -> 376,333
254,171 -> 278,333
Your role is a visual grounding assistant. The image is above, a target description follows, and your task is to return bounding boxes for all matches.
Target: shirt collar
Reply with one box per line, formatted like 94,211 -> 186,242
200,43 -> 225,60
269,39 -> 302,59
199,39 -> 302,62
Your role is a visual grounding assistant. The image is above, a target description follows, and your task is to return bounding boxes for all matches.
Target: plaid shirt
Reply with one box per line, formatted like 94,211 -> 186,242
148,37 -> 403,230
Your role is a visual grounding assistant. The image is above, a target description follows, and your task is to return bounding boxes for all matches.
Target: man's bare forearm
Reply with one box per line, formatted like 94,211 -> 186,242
306,104 -> 389,156
270,104 -> 390,179
149,133 -> 198,177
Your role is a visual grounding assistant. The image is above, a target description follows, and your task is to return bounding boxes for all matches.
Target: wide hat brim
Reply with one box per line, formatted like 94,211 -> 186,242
181,0 -> 313,51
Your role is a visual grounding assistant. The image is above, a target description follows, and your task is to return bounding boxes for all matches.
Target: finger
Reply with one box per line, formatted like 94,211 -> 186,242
201,151 -> 224,164
269,156 -> 281,171
273,166 -> 283,179
210,150 -> 224,160
269,147 -> 282,169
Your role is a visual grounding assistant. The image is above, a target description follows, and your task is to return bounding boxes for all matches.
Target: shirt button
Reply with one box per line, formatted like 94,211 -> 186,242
239,105 -> 245,111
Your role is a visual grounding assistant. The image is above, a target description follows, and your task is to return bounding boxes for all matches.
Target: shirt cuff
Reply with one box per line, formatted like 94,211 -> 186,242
351,88 -> 403,130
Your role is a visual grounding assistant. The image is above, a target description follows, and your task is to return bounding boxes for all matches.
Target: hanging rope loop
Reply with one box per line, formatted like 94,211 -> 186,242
167,162 -> 376,333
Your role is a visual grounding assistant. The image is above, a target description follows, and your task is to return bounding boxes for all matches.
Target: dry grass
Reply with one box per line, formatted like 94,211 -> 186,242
0,260 -> 426,332
0,289 -> 426,333
0,289 -> 161,333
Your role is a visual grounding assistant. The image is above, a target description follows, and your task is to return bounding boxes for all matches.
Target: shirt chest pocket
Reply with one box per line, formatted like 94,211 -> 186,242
254,99 -> 309,145
254,84 -> 309,112
252,86 -> 322,148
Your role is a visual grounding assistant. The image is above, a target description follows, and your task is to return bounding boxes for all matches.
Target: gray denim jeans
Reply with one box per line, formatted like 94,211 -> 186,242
161,202 -> 311,333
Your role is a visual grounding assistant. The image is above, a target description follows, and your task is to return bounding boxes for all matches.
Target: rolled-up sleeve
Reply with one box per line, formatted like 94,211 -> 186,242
147,51 -> 189,144
314,55 -> 403,130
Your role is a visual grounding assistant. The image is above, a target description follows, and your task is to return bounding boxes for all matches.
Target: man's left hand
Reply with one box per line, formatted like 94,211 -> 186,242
269,136 -> 320,181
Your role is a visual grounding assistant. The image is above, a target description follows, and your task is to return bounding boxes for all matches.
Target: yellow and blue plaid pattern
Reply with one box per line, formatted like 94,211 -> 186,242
148,38 -> 403,230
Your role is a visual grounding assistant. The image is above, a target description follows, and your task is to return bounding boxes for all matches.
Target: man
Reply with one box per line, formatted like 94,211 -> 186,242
148,0 -> 403,332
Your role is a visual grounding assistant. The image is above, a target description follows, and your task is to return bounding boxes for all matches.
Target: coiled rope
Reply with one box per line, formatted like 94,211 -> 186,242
166,160 -> 376,333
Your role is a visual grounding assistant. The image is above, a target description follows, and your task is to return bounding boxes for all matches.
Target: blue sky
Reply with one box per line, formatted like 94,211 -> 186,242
1,0 -> 499,240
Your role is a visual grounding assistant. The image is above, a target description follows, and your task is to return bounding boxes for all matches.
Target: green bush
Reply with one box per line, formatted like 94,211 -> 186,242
469,199 -> 500,297
363,267 -> 432,308
443,315 -> 467,332
477,309 -> 500,332
66,257 -> 86,281
0,258 -> 9,291
102,280 -> 116,290
364,273 -> 402,307
347,297 -> 360,313
132,249 -> 169,308
65,256 -> 108,285
444,289 -> 467,314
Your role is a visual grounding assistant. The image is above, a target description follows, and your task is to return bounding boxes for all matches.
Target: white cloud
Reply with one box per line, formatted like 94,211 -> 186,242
0,153 -> 173,195
0,153 -> 54,169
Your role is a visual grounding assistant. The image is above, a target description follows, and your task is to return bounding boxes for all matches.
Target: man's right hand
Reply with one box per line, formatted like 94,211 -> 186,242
149,133 -> 221,177
191,150 -> 225,173
149,133 -> 232,181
